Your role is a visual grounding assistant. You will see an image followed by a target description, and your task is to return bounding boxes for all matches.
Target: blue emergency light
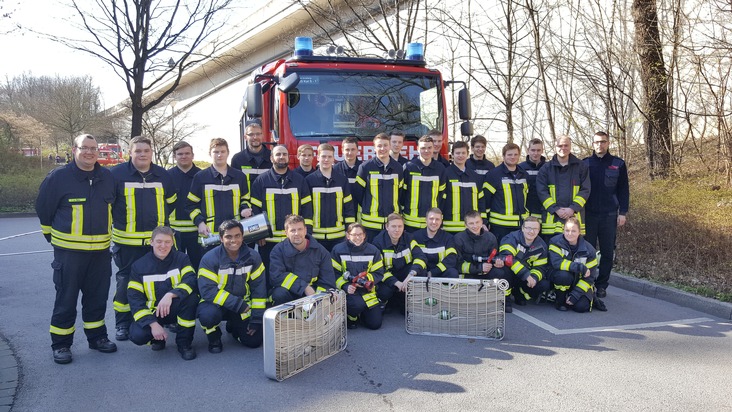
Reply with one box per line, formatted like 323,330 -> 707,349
406,42 -> 424,61
294,37 -> 313,57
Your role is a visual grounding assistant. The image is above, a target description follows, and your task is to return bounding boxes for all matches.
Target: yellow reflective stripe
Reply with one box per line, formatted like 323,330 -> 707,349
530,268 -> 543,281
114,301 -> 131,312
577,279 -> 591,292
155,187 -> 166,227
500,244 -> 518,255
71,204 -> 83,235
555,284 -> 570,291
51,229 -> 111,243
124,185 -> 137,233
534,258 -> 548,266
198,268 -> 219,283
251,298 -> 267,309
250,263 -> 265,280
177,317 -> 196,328
460,262 -> 471,273
282,273 -> 297,289
586,257 -> 598,268
560,260 -> 572,271
336,276 -> 348,289
41,224 -> 52,234
363,291 -> 379,308
572,185 -> 586,207
83,320 -> 105,329
511,261 -> 526,275
128,281 -> 144,293
176,283 -> 193,295
315,286 -> 327,293
203,325 -> 219,334
249,197 -> 262,207
187,192 -> 201,203
213,289 -> 230,306
355,175 -> 367,188
50,325 -> 75,335
332,258 -> 343,272
133,309 -> 153,321
51,238 -> 111,251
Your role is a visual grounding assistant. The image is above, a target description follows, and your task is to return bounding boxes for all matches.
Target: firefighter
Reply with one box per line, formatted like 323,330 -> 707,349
372,213 -> 427,313
353,133 -> 405,241
497,216 -> 551,306
186,138 -> 252,250
197,220 -> 267,352
483,143 -> 529,243
413,208 -> 459,278
36,134 -> 118,364
332,223 -> 386,329
269,214 -> 336,305
440,141 -> 486,233
293,144 -> 316,178
401,135 -> 446,232
127,226 -> 197,360
110,136 -> 176,341
389,129 -> 409,165
231,121 -> 272,193
518,138 -> 546,218
548,217 -> 607,312
168,141 -> 203,270
583,131 -> 629,298
334,136 -> 362,195
426,129 -> 450,168
250,145 -> 312,286
466,134 -> 496,176
536,135 -> 591,239
306,143 -> 356,251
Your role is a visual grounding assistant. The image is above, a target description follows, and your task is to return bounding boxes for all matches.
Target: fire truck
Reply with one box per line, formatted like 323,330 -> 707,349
241,37 -> 472,166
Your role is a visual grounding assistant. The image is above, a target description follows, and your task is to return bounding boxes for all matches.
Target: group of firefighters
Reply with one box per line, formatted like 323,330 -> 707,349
35,122 -> 629,364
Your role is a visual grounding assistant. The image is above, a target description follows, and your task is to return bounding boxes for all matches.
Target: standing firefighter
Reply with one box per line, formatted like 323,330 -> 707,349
167,141 -> 203,270
536,135 -> 591,239
110,136 -> 176,341
36,134 -> 118,364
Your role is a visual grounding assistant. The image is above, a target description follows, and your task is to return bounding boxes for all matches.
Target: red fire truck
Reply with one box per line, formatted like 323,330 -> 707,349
241,37 -> 472,166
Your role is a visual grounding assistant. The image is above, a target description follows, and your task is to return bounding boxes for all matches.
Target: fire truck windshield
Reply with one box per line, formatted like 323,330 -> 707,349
286,71 -> 442,141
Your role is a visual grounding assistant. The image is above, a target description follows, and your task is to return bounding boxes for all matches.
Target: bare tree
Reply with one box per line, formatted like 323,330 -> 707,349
55,0 -> 238,138
0,74 -> 105,152
633,0 -> 673,178
295,0 -> 424,55
137,98 -> 202,167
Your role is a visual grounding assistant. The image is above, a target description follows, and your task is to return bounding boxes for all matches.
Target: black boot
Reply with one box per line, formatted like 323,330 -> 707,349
555,291 -> 567,312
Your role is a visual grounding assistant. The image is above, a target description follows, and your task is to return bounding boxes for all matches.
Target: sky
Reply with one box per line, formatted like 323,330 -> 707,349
0,1 -> 128,106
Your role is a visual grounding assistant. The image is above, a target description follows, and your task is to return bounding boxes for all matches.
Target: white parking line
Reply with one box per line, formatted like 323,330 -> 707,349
0,231 -> 41,241
513,309 -> 713,335
0,250 -> 53,257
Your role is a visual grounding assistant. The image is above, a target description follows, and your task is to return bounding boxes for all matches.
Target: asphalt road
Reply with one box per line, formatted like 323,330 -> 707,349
1,217 -> 731,411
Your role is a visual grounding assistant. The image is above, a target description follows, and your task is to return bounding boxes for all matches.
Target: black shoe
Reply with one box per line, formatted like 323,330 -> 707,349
53,347 -> 73,364
150,339 -> 166,351
514,294 -> 528,306
178,346 -> 197,361
347,319 -> 358,329
208,339 -> 223,354
89,337 -> 117,353
115,327 -> 129,341
556,303 -> 568,312
594,298 -> 608,312
504,299 -> 513,313
596,288 -> 607,298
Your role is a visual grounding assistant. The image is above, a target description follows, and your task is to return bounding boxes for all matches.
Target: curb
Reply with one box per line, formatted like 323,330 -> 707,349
612,271 -> 732,320
0,336 -> 18,412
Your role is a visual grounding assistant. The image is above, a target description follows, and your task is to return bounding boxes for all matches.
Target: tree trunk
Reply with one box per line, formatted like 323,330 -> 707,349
633,0 -> 672,179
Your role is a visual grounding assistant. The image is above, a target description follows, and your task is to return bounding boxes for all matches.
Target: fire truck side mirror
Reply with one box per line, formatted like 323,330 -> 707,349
278,73 -> 300,94
460,121 -> 473,137
458,88 -> 472,120
246,83 -> 263,118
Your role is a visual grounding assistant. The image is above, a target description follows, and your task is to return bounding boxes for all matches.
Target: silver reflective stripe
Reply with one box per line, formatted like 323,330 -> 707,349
501,177 -> 527,184
124,182 -> 163,189
383,248 -> 411,259
312,187 -> 343,194
218,265 -> 253,276
475,170 -> 488,175
450,182 -> 476,189
420,246 -> 446,254
204,184 -> 240,192
142,268 -> 181,283
413,175 -> 440,182
526,170 -> 539,176
265,188 -> 299,195
370,174 -> 398,181
341,255 -> 374,263
241,168 -> 269,175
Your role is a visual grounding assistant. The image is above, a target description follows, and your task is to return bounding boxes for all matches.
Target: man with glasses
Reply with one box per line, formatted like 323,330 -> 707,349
583,131 -> 629,298
497,216 -> 551,306
232,121 -> 272,193
36,134 -> 118,364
